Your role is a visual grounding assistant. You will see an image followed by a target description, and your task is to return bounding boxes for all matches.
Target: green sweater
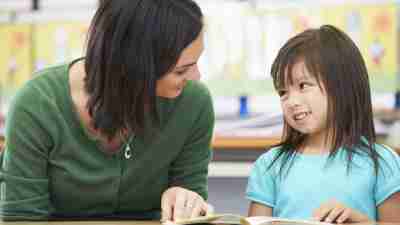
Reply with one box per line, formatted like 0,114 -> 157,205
0,62 -> 214,220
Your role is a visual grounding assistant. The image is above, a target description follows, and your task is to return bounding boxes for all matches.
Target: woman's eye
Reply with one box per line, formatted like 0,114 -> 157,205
176,70 -> 188,76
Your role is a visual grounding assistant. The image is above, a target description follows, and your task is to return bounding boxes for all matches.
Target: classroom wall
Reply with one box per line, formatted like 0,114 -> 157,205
0,0 -> 399,116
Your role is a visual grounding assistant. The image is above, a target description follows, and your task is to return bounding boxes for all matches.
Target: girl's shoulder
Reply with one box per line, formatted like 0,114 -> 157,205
355,143 -> 400,176
374,143 -> 400,171
373,143 -> 399,160
254,146 -> 284,166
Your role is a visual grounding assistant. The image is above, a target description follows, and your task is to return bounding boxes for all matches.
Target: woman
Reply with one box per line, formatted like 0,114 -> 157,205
0,0 -> 214,221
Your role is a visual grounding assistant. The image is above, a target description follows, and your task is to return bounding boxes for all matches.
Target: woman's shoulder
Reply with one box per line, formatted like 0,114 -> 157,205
181,80 -> 212,102
18,63 -> 68,95
9,63 -> 69,113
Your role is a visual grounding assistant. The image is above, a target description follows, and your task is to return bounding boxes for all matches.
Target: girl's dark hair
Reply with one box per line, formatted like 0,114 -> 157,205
84,0 -> 203,140
270,24 -> 380,175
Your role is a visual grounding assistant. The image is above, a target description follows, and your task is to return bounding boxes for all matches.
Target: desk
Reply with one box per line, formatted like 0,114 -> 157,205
0,222 -> 154,225
212,136 -> 400,155
212,136 -> 280,150
0,221 -> 397,225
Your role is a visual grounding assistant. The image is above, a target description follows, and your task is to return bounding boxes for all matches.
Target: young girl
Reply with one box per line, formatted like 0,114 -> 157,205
246,25 -> 400,223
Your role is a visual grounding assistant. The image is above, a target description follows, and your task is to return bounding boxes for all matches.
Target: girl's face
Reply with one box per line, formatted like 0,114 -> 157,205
278,60 -> 330,144
156,32 -> 204,98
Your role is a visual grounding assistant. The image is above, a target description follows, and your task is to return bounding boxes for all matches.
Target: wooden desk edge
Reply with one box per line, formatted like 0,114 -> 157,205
212,136 -> 280,149
212,136 -> 400,154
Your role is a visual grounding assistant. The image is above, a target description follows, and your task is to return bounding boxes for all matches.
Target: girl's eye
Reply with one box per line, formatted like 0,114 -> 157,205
299,82 -> 311,90
278,90 -> 287,97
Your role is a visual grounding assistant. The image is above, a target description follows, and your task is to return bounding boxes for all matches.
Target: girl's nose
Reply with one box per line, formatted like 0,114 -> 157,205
285,92 -> 301,108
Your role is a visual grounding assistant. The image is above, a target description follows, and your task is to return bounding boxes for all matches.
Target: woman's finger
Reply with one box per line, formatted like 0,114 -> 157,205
183,193 -> 198,218
190,199 -> 205,218
161,192 -> 173,222
173,189 -> 187,220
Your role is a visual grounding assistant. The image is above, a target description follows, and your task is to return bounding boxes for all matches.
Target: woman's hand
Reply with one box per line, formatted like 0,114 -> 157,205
312,199 -> 371,223
161,186 -> 211,221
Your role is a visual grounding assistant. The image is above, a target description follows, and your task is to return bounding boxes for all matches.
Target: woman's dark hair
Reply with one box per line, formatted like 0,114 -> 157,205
84,0 -> 203,140
269,24 -> 380,175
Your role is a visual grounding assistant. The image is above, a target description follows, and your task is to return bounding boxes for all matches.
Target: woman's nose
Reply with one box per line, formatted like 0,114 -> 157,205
187,66 -> 201,81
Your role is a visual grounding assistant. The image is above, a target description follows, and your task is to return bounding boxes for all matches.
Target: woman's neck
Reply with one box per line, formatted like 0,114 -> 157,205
69,60 -> 124,150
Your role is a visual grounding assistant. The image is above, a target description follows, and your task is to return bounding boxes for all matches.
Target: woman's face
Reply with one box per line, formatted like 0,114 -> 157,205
156,32 -> 204,98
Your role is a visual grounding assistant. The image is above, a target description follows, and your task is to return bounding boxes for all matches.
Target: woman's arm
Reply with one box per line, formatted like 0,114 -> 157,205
168,85 -> 214,199
0,82 -> 52,221
161,84 -> 215,221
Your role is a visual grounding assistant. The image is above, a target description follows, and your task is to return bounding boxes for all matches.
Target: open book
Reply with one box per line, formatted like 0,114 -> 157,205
163,214 -> 332,225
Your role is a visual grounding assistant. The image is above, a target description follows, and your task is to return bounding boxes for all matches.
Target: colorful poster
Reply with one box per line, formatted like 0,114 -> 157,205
362,4 -> 397,77
323,4 -> 397,92
288,7 -> 322,35
33,21 -> 89,71
0,24 -> 32,96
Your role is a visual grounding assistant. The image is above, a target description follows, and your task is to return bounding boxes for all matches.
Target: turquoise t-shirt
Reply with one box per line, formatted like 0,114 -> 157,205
246,144 -> 400,220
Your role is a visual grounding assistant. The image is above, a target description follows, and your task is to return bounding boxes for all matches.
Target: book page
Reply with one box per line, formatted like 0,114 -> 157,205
244,217 -> 332,225
164,214 -> 243,225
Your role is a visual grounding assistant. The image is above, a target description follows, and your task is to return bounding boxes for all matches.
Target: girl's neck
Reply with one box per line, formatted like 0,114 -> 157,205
300,133 -> 332,155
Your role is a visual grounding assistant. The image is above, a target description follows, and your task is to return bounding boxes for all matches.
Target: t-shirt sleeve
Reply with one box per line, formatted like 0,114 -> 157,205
168,84 -> 214,200
246,150 -> 277,208
374,144 -> 400,206
0,82 -> 53,220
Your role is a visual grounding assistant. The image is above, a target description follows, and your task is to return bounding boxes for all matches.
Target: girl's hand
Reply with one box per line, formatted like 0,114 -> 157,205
312,199 -> 370,223
161,186 -> 211,221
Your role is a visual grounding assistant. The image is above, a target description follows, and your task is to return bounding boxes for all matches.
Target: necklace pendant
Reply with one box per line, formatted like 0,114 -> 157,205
124,145 -> 132,159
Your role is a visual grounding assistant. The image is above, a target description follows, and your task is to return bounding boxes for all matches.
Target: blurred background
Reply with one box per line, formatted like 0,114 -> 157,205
1,0 -> 400,215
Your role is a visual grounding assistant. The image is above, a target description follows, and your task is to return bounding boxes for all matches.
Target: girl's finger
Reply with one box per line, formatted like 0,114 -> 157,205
313,205 -> 333,221
324,206 -> 345,223
337,208 -> 352,223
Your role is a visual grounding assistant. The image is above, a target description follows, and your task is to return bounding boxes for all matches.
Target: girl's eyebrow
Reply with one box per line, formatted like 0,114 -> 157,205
292,75 -> 308,82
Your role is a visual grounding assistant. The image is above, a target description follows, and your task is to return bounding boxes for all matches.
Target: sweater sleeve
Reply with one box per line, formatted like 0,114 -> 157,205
0,82 -> 53,221
168,86 -> 215,200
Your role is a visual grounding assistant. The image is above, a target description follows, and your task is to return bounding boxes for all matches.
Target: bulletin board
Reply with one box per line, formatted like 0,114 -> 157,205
0,24 -> 33,96
33,21 -> 89,71
322,3 -> 397,93
201,2 -> 398,97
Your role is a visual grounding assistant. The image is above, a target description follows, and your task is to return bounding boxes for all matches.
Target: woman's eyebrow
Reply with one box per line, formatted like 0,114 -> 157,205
174,62 -> 196,70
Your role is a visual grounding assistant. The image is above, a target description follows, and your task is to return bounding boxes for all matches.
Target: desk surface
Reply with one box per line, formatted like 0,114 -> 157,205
0,221 -> 398,225
0,222 -> 156,225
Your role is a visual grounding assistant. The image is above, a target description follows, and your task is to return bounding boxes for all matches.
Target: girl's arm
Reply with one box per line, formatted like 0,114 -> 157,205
377,191 -> 400,222
248,201 -> 273,217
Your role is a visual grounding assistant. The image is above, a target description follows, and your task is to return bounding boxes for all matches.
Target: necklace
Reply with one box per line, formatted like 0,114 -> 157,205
121,134 -> 135,159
